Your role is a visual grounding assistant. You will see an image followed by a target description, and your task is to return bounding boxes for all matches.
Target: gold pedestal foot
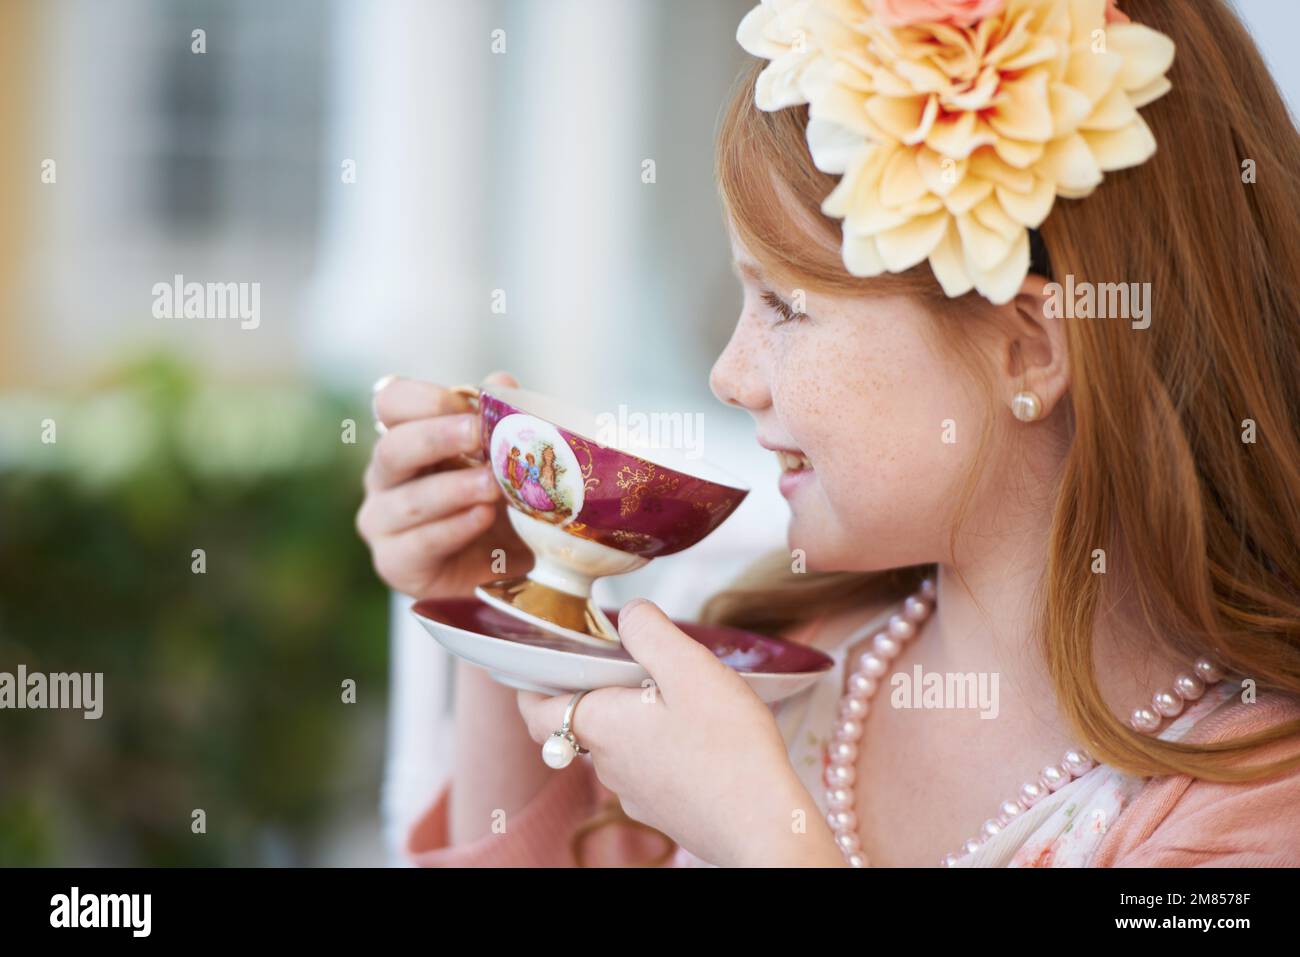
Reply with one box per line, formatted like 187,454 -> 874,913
476,576 -> 620,645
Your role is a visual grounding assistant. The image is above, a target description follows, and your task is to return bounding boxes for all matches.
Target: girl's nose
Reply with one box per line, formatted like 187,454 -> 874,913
709,328 -> 768,412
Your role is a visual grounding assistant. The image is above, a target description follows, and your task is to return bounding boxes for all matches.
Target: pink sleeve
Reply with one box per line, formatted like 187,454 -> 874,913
405,757 -> 681,867
1105,766 -> 1300,867
1096,697 -> 1300,868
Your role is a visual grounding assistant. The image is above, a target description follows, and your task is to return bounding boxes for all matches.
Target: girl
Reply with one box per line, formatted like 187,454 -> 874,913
356,0 -> 1300,867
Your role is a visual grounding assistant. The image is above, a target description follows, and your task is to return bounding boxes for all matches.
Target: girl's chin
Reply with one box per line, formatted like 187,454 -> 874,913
786,516 -> 837,570
787,507 -> 888,574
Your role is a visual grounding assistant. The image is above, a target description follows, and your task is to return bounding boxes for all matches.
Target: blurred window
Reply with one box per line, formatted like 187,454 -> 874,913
146,0 -> 327,239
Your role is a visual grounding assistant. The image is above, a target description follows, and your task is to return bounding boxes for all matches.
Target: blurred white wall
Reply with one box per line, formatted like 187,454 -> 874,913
1233,0 -> 1300,118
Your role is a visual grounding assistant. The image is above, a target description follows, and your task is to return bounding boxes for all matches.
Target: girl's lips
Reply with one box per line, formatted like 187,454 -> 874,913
758,439 -> 814,499
774,449 -> 812,472
778,465 -> 815,498
774,449 -> 814,499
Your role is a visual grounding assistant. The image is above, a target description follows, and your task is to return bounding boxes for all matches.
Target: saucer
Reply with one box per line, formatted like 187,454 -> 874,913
411,597 -> 833,703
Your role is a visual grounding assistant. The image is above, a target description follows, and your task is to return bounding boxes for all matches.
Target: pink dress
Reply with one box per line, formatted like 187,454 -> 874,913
519,468 -> 557,511
406,608 -> 1300,867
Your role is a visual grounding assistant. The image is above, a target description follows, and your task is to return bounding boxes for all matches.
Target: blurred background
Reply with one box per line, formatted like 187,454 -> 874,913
0,0 -> 1296,866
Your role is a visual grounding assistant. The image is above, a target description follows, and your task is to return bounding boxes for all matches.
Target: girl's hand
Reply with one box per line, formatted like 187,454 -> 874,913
517,599 -> 846,867
356,371 -> 533,599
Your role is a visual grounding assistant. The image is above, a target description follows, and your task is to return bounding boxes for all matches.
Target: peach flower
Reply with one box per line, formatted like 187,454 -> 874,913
872,0 -> 1005,28
737,0 -> 1175,303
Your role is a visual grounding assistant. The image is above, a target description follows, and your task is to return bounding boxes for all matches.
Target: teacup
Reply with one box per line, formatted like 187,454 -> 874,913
451,383 -> 749,647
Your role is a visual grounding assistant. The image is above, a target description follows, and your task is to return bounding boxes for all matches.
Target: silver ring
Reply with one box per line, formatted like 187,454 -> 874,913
541,690 -> 590,768
562,690 -> 591,754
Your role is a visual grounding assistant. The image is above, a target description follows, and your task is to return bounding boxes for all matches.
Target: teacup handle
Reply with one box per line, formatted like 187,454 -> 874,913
448,384 -> 487,467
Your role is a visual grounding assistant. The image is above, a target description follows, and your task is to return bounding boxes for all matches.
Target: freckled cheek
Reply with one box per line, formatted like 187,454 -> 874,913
768,342 -> 835,450
781,344 -> 956,507
775,338 -> 888,444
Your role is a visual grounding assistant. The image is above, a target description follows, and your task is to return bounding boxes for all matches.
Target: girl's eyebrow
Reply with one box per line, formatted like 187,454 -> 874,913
731,259 -> 764,282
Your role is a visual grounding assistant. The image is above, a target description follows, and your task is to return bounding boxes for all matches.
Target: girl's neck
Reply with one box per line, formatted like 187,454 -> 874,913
929,546 -> 1192,735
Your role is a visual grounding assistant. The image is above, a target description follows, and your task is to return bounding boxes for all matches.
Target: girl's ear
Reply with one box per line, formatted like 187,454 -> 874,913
991,274 -> 1070,421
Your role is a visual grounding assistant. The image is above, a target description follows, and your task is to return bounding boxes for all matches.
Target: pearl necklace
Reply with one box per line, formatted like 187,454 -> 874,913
822,577 -> 1228,868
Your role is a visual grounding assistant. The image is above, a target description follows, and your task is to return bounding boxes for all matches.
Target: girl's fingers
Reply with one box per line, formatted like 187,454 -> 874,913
369,503 -> 499,583
480,369 -> 520,390
615,599 -> 733,703
372,377 -> 469,429
515,687 -> 639,753
372,370 -> 519,429
365,414 -> 482,491
517,691 -> 588,748
358,466 -> 500,538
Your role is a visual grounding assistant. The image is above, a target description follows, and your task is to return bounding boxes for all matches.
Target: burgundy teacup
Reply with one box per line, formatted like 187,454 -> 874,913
451,383 -> 749,647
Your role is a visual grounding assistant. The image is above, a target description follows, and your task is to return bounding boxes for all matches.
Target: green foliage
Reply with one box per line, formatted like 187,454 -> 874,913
0,357 -> 387,864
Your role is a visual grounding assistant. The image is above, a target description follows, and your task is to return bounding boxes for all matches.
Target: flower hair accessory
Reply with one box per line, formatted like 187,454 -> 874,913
737,0 -> 1175,303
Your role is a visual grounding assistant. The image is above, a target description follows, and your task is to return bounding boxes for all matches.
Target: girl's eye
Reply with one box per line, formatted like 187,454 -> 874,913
760,290 -> 805,326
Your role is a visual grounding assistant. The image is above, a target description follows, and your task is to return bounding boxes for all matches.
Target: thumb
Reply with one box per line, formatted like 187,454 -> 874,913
481,370 -> 520,389
617,598 -> 730,701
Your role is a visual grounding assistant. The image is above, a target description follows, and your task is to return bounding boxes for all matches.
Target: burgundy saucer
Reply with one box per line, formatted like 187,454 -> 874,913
411,596 -> 833,701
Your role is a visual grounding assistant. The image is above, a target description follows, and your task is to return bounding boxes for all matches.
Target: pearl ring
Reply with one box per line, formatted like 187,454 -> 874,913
542,690 -> 590,769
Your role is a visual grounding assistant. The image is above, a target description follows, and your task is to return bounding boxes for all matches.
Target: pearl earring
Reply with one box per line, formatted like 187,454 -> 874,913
1011,391 -> 1042,422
